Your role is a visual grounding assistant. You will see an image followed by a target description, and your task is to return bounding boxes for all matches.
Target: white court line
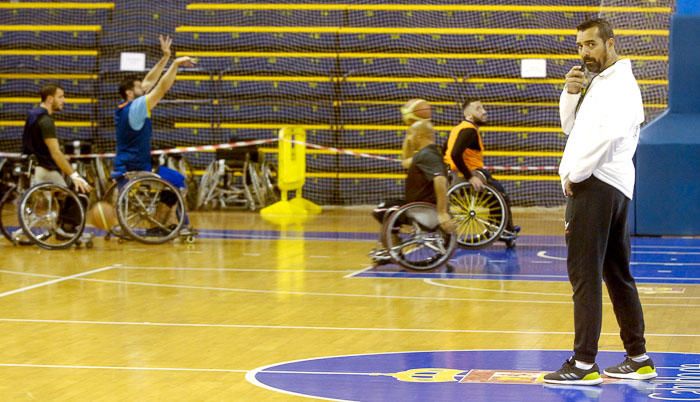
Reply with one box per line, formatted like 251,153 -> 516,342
353,269 -> 700,283
537,251 -> 700,266
53,276 -> 700,307
0,266 -> 114,299
116,266 -> 359,274
1,268 -> 697,301
0,269 -> 58,279
633,245 -> 700,250
0,363 -> 247,373
634,251 -> 700,255
343,265 -> 375,278
424,279 -> 571,296
423,278 -> 700,299
0,318 -> 698,337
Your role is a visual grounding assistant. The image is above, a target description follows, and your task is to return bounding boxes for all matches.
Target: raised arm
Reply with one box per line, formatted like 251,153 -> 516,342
142,35 -> 172,94
146,56 -> 196,109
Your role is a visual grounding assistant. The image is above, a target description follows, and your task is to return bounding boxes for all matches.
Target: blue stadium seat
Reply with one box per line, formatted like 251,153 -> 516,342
0,101 -> 96,121
0,125 -> 95,143
182,9 -> 343,26
174,32 -> 339,52
0,9 -> 112,25
0,56 -> 97,73
0,79 -> 96,97
0,32 -> 101,49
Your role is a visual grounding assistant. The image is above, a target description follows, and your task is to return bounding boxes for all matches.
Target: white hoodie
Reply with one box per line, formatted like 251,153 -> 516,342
558,58 -> 644,199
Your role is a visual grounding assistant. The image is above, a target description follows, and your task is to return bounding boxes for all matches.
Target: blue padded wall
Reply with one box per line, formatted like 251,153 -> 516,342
634,9 -> 700,235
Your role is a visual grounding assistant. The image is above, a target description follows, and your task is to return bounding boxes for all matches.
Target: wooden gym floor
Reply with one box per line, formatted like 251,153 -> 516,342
0,207 -> 697,401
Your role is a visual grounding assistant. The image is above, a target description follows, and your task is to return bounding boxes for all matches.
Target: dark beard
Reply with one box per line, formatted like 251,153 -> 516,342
583,56 -> 604,74
471,117 -> 487,126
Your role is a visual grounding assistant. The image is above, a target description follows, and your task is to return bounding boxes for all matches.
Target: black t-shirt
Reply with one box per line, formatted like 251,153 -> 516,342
22,107 -> 58,170
405,144 -> 447,204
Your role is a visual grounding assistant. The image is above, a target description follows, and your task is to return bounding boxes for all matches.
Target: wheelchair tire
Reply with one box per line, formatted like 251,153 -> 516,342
18,183 -> 86,250
115,176 -> 186,244
448,181 -> 509,248
382,202 -> 457,271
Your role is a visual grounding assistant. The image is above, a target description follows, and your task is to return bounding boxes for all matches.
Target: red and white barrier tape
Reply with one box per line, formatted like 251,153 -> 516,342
290,139 -> 401,163
1,138 -> 558,171
289,139 -> 559,171
0,138 -> 278,159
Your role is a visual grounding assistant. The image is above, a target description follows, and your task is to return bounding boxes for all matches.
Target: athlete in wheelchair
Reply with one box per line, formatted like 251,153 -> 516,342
107,36 -> 197,244
445,98 -> 520,248
14,83 -> 94,249
370,120 -> 457,271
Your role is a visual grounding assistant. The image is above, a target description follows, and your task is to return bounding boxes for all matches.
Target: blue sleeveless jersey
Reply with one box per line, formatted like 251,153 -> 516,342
113,98 -> 152,173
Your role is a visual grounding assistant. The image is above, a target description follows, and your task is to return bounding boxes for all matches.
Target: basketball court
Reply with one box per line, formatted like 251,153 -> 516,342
0,208 -> 697,401
1,0 -> 697,401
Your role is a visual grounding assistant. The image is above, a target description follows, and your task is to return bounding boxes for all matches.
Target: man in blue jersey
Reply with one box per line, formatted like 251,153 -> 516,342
113,35 -> 196,236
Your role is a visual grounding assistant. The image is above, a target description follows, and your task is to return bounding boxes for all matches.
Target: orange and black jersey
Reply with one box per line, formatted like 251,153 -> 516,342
444,120 -> 484,179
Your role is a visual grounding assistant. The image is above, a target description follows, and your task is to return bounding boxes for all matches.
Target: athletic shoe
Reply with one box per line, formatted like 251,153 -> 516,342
543,358 -> 603,385
604,356 -> 658,380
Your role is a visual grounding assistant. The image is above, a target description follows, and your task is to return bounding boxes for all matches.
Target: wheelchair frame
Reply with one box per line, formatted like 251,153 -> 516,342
379,201 -> 457,271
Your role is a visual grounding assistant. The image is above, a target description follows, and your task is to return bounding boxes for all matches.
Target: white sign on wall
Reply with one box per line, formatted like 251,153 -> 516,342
120,52 -> 146,71
521,59 -> 547,78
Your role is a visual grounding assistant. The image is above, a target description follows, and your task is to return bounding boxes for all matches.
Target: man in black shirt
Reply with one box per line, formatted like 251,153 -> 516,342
371,120 -> 454,263
21,83 -> 92,236
22,83 -> 91,193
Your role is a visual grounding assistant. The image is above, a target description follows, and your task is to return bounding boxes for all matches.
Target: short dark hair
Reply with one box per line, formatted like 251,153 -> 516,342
462,97 -> 480,111
118,75 -> 141,100
39,83 -> 63,102
577,18 -> 615,42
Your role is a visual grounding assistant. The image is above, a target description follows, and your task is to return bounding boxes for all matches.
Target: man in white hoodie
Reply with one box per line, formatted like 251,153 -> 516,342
544,18 -> 657,386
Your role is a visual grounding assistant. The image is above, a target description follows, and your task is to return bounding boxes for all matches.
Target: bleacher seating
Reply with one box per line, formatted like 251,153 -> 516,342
0,0 -> 673,206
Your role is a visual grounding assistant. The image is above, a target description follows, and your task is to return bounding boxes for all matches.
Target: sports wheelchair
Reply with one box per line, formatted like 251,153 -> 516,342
0,156 -> 93,249
371,201 -> 457,271
447,170 -> 518,249
196,146 -> 278,211
103,170 -> 195,244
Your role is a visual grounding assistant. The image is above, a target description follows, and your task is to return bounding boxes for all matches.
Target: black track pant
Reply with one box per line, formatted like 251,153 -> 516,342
565,176 -> 647,363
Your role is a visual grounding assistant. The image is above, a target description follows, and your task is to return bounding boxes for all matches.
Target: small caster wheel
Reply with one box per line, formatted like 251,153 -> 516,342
505,239 -> 516,249
104,233 -> 111,241
85,240 -> 94,249
185,236 -> 195,244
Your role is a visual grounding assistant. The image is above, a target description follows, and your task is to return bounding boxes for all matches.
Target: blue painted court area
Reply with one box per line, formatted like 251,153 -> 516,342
189,229 -> 700,284
247,349 -> 700,402
354,236 -> 700,285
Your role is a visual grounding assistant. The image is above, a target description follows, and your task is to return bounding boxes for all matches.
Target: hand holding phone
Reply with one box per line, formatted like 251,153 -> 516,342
565,65 -> 587,94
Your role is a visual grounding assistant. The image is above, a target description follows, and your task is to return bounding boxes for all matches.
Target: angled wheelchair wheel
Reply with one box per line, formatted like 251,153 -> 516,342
448,181 -> 508,248
196,160 -> 219,210
0,185 -> 32,245
382,202 -> 457,271
116,176 -> 185,244
18,183 -> 86,250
